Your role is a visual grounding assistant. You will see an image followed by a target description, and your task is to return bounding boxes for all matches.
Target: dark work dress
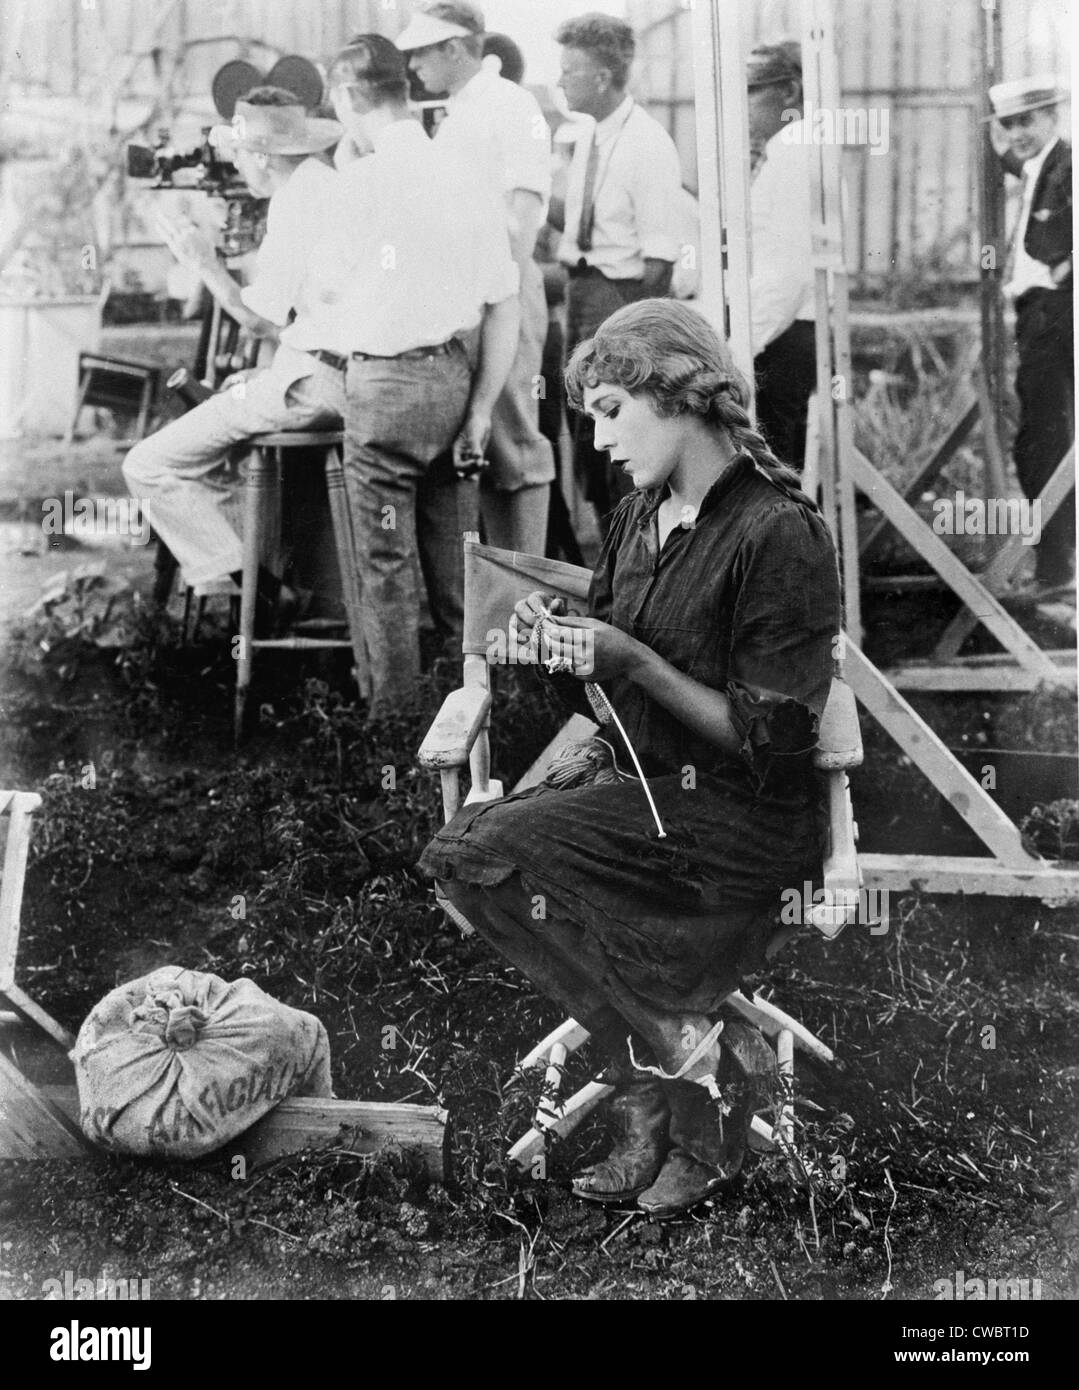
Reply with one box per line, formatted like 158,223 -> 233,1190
419,454 -> 842,1033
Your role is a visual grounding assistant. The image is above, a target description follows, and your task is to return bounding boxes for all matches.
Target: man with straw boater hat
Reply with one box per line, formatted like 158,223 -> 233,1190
123,87 -> 347,629
986,74 -> 1073,599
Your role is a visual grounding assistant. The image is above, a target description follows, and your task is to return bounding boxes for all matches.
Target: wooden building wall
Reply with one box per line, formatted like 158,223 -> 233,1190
2,0 -> 413,104
627,0 -> 1070,285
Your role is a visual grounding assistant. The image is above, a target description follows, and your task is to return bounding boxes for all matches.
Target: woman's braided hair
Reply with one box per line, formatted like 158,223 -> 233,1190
563,298 -> 811,500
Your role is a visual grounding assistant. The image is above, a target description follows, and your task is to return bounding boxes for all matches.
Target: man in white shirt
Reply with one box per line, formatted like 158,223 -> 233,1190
394,2 -> 554,557
989,76 -> 1073,595
553,13 -> 684,526
746,42 -> 817,472
122,89 -> 345,615
322,35 -> 520,713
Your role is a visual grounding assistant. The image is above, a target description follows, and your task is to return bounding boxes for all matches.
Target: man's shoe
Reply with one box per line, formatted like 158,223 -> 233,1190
635,1148 -> 729,1220
571,1076 -> 670,1205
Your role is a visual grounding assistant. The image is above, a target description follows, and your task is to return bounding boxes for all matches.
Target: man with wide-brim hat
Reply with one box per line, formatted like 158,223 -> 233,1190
124,86 -> 348,629
986,75 -> 1073,599
227,96 -> 343,156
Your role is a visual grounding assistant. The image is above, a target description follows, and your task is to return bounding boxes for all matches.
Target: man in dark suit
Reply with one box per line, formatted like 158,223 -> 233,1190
989,77 -> 1073,595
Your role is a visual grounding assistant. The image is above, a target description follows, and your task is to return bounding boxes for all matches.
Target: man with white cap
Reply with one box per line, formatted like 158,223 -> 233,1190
319,35 -> 520,715
395,2 -> 555,558
122,87 -> 346,622
987,75 -> 1073,596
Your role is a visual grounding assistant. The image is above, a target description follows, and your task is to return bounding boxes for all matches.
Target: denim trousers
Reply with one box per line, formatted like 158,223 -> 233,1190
121,351 -> 345,587
342,345 -> 476,711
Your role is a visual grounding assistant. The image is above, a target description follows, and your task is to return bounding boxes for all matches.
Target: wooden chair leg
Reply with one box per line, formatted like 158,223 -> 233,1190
235,445 -> 274,743
152,535 -> 178,609
324,444 -> 369,699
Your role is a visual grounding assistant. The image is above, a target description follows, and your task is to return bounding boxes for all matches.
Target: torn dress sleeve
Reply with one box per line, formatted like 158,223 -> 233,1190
725,501 -> 841,790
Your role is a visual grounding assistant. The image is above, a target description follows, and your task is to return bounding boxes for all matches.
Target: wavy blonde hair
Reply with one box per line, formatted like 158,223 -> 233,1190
564,298 -> 808,495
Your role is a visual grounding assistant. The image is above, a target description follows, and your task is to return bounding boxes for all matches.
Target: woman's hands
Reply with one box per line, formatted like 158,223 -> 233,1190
510,592 -> 645,682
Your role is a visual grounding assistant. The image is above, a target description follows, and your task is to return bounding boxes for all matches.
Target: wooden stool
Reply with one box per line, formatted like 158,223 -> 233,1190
234,429 -> 366,742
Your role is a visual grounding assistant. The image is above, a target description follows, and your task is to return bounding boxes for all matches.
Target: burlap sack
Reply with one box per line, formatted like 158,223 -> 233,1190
71,966 -> 332,1158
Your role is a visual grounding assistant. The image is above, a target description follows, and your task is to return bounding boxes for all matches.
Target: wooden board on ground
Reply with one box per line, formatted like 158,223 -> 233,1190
35,1084 -> 448,1179
0,1051 -> 93,1159
231,1097 -> 449,1179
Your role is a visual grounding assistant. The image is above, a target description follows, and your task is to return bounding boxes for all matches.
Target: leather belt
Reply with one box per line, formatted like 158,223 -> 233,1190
351,339 -> 457,362
309,349 -> 349,372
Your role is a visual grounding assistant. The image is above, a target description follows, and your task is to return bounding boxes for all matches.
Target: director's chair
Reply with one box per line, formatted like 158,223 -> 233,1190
418,535 -> 865,1173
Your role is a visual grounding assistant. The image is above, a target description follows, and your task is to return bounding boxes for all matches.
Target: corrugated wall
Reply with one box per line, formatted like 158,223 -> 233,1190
627,0 -> 1069,284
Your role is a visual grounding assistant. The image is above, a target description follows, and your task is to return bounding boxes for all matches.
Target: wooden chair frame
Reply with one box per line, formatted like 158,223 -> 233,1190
418,535 -> 865,1172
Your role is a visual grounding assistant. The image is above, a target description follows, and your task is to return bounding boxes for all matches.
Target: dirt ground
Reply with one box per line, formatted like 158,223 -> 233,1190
0,400 -> 1077,1303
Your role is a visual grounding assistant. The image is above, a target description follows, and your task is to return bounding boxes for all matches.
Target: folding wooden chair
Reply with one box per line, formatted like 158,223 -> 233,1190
418,535 -> 865,1173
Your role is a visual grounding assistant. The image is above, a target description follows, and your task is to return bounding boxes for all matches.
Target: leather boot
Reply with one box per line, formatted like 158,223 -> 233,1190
571,1072 -> 670,1205
637,1019 -> 772,1220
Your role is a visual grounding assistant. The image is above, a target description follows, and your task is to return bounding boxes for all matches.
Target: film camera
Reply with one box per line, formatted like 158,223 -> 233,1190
126,127 -> 265,257
125,54 -> 327,258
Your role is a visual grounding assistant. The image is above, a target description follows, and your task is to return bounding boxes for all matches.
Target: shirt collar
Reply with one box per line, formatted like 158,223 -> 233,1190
595,93 -> 635,141
371,116 -> 428,156
1022,134 -> 1059,183
634,453 -> 756,529
449,65 -> 499,109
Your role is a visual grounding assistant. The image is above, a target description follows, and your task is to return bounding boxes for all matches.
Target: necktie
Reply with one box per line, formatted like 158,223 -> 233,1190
1004,163 -> 1032,286
576,129 -> 600,253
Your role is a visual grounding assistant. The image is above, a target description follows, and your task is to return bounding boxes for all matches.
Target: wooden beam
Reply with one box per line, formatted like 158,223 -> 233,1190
934,445 -> 1076,658
231,1097 -> 448,1179
1,982 -> 75,1050
845,641 -> 1038,867
847,445 -> 1064,686
40,1087 -> 449,1177
861,853 -> 1079,906
860,397 -> 979,562
0,1052 -> 92,1159
0,792 -> 42,989
886,652 -> 1076,693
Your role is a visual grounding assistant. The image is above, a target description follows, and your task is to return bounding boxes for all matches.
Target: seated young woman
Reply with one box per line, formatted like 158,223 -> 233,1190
419,298 -> 841,1219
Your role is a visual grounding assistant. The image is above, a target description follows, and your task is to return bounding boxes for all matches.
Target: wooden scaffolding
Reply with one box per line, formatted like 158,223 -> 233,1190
692,0 -> 1079,903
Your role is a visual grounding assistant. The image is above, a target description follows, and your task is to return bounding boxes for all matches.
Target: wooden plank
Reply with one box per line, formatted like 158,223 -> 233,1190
1,982 -> 76,1050
0,1051 -> 92,1159
845,641 -> 1037,866
859,398 -> 979,561
0,792 -> 42,988
230,1097 -> 448,1179
935,446 -> 1076,658
886,659 -> 1077,693
847,445 -> 1065,686
37,1087 -> 447,1177
861,853 -> 1079,907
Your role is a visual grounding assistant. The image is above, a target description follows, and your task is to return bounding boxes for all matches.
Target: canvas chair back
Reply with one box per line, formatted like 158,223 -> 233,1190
462,539 -> 591,661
